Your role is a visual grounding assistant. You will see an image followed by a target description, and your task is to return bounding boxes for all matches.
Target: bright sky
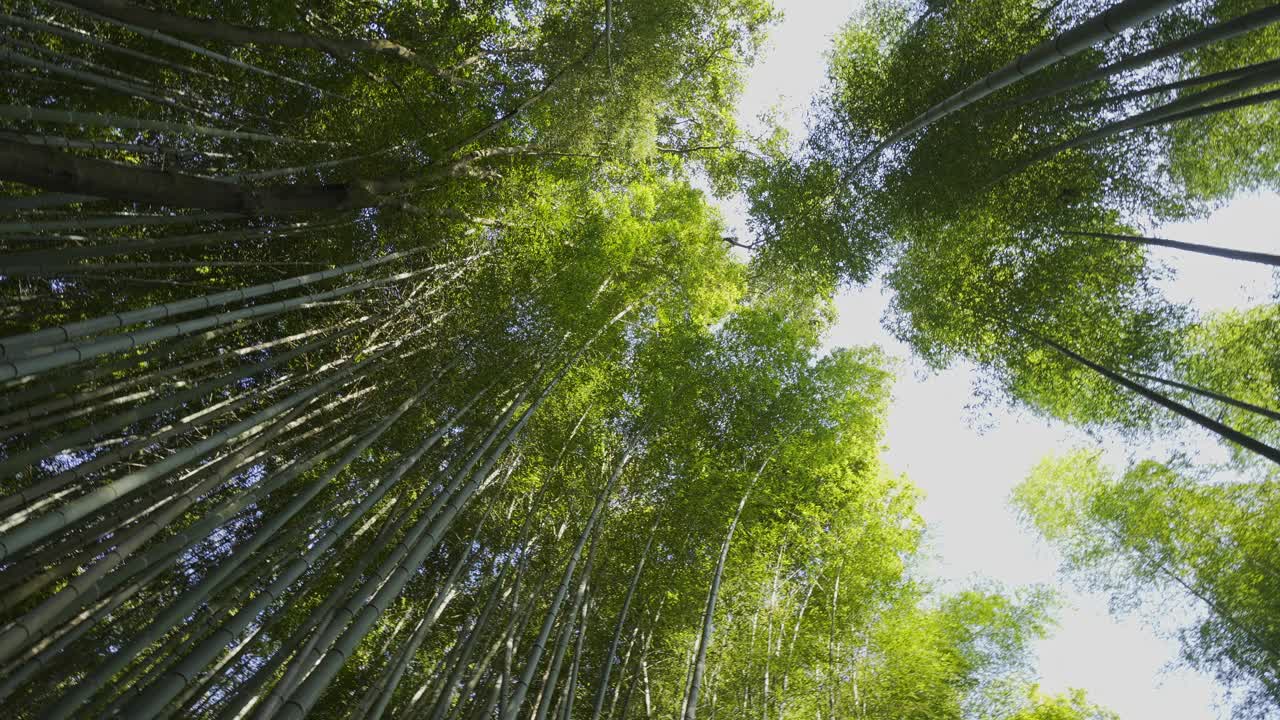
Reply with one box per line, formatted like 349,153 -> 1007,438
715,2 -> 1280,718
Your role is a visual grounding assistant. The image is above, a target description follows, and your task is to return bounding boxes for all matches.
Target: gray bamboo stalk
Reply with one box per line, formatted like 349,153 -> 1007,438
242,493 -> 424,720
0,11 -> 221,79
428,520 -> 541,720
60,0 -> 443,74
1134,85 -> 1280,128
0,318 -> 356,432
602,626 -> 639,720
0,559 -> 170,703
0,319 -> 360,495
534,531 -> 602,720
2,258 -> 330,274
559,597 -> 591,720
0,401 -> 345,614
114,384 -> 439,718
206,602 -> 318,720
167,623 -> 264,714
278,304 -> 638,719
855,0 -> 1185,168
0,257 -> 461,380
265,387 -> 529,700
501,451 -> 632,720
0,325 -> 425,569
531,594 -> 582,720
0,219 -> 345,269
1060,229 -> 1280,268
358,516 -> 489,720
589,517 -> 658,720
273,393 -> 539,718
0,397 -> 324,661
1012,61 -> 1280,173
0,138 -> 411,215
1,32 -> 156,88
1005,3 -> 1280,110
0,211 -> 242,235
427,575 -> 518,720
0,191 -> 99,210
1017,325 -> 1280,467
0,312 -> 242,410
0,129 -> 218,157
683,458 -> 772,720
0,104 -> 326,143
0,367 -> 312,562
240,379 -> 509,712
1117,369 -> 1280,423
0,369 -> 335,542
47,0 -> 345,98
1069,58 -> 1280,111
0,386 -> 157,442
0,246 -> 424,358
0,45 -> 212,116
828,572 -> 841,720
0,371 -> 323,532
777,577 -> 819,717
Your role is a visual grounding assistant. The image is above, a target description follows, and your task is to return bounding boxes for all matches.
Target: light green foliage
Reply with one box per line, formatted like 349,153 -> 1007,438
1175,305 -> 1280,473
1015,452 -> 1280,718
1006,686 -> 1120,720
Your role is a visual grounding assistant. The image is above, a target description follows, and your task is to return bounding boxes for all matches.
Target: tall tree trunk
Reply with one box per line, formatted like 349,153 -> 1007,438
589,517 -> 659,720
1061,229 -> 1280,268
683,457 -> 772,720
501,450 -> 632,719
1116,368 -> 1280,422
0,138 -> 398,215
1019,326 -> 1280,466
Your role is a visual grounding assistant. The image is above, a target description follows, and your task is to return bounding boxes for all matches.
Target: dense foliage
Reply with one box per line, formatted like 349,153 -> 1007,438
0,0 -> 1275,719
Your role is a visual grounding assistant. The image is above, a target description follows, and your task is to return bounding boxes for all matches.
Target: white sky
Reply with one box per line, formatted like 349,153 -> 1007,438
714,2 -> 1280,718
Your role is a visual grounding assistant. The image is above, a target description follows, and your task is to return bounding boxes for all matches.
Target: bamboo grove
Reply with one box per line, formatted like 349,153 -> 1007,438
0,1 -> 1275,719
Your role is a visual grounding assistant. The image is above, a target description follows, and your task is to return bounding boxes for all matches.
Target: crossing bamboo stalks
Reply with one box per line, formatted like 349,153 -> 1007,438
47,0 -> 347,99
589,517 -> 659,720
1004,3 -> 1280,110
276,305 -> 639,720
0,247 -> 426,358
502,450 -> 631,719
108,386 -> 435,717
0,323 -> 437,568
0,254 -> 478,380
0,11 -> 221,80
855,0 -> 1185,168
0,318 -> 363,493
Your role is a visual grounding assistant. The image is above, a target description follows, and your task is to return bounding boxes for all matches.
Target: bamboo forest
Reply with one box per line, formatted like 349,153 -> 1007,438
0,0 -> 1277,718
